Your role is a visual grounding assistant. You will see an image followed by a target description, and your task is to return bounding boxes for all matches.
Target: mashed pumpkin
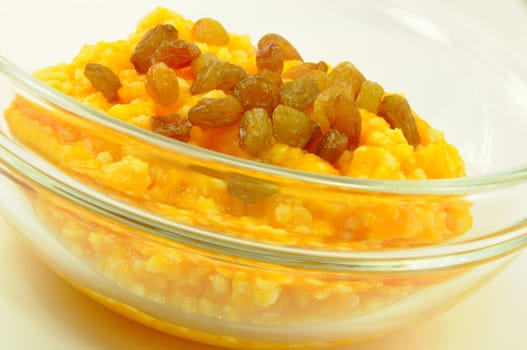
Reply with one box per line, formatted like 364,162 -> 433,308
3,7 -> 473,349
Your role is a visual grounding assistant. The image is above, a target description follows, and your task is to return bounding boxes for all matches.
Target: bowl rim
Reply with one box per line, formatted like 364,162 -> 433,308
2,56 -> 527,196
3,31 -> 527,272
2,134 -> 527,272
1,57 -> 527,272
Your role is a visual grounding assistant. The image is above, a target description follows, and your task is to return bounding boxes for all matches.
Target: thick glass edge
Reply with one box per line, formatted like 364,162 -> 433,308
2,56 -> 527,195
1,134 -> 527,272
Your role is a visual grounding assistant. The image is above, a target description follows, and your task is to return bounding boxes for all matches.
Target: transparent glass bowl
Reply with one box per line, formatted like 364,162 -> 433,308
2,1 -> 527,349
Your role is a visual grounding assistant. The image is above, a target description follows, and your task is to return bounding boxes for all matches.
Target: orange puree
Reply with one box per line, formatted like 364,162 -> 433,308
4,7 -> 471,248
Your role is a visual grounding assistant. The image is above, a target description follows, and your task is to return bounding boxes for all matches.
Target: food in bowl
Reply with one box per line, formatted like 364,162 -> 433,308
1,6 -> 478,349
4,7 -> 471,248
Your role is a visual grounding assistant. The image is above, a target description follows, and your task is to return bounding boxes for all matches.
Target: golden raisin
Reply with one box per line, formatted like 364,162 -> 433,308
283,61 -> 328,79
233,76 -> 280,114
84,63 -> 122,102
239,108 -> 273,156
355,80 -> 384,113
272,105 -> 315,148
304,123 -> 323,154
326,94 -> 354,124
316,129 -> 348,163
378,95 -> 420,146
328,95 -> 362,149
152,39 -> 201,69
151,113 -> 192,141
226,174 -> 277,204
190,52 -> 219,76
280,75 -> 320,110
256,40 -> 284,73
131,24 -> 179,74
190,60 -> 247,95
145,62 -> 180,105
258,33 -> 303,61
188,96 -> 243,130
192,18 -> 229,46
305,70 -> 328,91
311,82 -> 360,131
334,111 -> 361,149
255,69 -> 283,87
327,61 -> 365,99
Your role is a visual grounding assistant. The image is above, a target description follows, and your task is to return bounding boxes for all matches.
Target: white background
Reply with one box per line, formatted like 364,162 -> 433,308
1,0 -> 527,349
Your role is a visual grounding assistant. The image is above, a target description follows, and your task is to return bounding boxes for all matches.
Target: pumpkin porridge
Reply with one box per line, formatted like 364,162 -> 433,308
2,7 -> 472,349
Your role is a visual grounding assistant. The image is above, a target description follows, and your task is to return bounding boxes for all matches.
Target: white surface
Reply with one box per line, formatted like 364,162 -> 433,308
1,0 -> 527,349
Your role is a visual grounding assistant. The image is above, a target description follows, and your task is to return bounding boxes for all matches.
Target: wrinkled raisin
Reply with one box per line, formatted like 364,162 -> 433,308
316,129 -> 349,163
272,105 -> 315,148
333,110 -> 361,149
355,80 -> 384,113
192,18 -> 229,46
84,63 -> 122,102
327,61 -> 365,99
258,33 -> 303,61
188,96 -> 243,129
187,166 -> 277,203
378,95 -> 420,146
226,174 -> 277,204
327,94 -> 362,149
255,69 -> 283,87
326,94 -> 354,124
312,84 -> 357,130
131,24 -> 179,74
190,52 -> 219,76
305,70 -> 328,91
152,39 -> 201,69
256,40 -> 284,73
283,61 -> 328,79
304,123 -> 323,154
190,60 -> 247,95
145,62 -> 180,105
233,76 -> 280,114
239,108 -> 273,156
151,113 -> 192,141
280,75 -> 320,110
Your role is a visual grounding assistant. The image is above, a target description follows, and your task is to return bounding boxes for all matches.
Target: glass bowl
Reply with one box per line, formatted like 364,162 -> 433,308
2,0 -> 527,349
